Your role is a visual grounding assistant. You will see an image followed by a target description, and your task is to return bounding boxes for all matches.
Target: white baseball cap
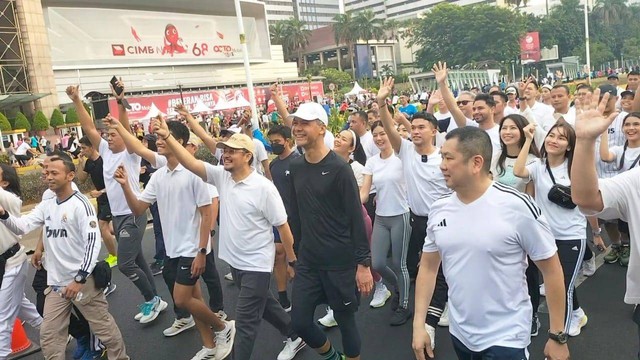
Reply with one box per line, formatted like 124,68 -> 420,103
286,102 -> 328,125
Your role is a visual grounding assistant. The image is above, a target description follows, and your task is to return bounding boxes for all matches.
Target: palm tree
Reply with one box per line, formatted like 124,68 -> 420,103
333,12 -> 358,78
274,18 -> 311,74
593,0 -> 629,25
269,21 -> 289,56
504,0 -> 529,8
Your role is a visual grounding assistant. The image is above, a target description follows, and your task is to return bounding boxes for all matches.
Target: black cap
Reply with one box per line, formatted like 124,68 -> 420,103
607,74 -> 619,80
621,90 -> 635,98
598,84 -> 617,97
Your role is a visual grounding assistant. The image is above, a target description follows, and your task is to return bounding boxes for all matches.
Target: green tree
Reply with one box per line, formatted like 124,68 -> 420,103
50,108 -> 64,128
14,112 -> 31,131
65,108 -> 79,124
593,0 -> 629,26
354,10 -> 386,78
320,68 -> 353,90
0,113 -> 11,132
32,110 -> 49,131
572,41 -> 615,67
380,64 -> 394,77
284,18 -> 312,75
406,4 -> 528,70
622,38 -> 640,61
333,12 -> 358,78
539,0 -> 584,58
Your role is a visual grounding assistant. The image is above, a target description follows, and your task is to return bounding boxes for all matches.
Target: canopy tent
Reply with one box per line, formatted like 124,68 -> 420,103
229,92 -> 251,108
344,82 -> 366,96
213,92 -> 232,111
137,103 -> 165,120
190,99 -> 212,113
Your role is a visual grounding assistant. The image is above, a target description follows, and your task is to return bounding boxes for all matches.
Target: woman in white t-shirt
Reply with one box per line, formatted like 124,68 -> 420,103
490,114 -> 544,336
361,121 -> 412,326
599,112 -> 640,265
514,120 -> 602,338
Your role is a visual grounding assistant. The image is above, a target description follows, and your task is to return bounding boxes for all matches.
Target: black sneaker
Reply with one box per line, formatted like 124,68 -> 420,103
390,290 -> 400,312
390,307 -> 413,326
150,261 -> 164,276
531,315 -> 540,337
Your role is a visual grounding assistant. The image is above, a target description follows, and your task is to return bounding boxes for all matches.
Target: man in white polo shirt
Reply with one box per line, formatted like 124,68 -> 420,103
156,118 -> 305,360
115,120 -> 235,360
412,127 -> 570,360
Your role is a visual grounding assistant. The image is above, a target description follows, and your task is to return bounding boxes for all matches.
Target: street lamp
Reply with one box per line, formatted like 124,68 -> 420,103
584,0 -> 591,84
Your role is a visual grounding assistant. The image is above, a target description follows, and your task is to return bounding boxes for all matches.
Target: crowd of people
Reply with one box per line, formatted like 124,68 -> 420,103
0,65 -> 639,360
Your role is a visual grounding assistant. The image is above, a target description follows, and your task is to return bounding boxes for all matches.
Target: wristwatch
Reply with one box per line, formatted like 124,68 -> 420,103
198,247 -> 207,255
74,274 -> 87,284
288,260 -> 297,268
592,227 -> 602,236
548,330 -> 568,344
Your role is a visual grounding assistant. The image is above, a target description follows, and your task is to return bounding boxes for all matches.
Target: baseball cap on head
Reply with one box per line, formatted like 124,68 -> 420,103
607,73 -> 619,80
216,133 -> 255,155
286,102 -> 328,125
187,132 -> 202,147
598,84 -> 618,97
621,90 -> 635,98
505,87 -> 517,95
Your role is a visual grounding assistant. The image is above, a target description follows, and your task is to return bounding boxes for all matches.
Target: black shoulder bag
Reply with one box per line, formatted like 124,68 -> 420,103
546,161 -> 577,209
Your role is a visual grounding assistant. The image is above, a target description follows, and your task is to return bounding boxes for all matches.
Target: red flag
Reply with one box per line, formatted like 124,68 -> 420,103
216,31 -> 224,40
131,26 -> 142,42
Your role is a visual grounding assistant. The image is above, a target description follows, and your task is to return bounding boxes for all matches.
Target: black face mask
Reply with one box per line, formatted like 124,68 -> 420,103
271,143 -> 285,155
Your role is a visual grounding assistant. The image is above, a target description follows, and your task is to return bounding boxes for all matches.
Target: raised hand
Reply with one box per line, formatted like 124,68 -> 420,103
574,88 -> 619,140
66,85 -> 81,102
103,114 -> 120,129
175,104 -> 190,117
114,165 -> 127,185
153,115 -> 170,139
524,123 -> 536,140
377,77 -> 394,102
269,83 -> 279,96
428,89 -> 442,105
432,61 -> 448,84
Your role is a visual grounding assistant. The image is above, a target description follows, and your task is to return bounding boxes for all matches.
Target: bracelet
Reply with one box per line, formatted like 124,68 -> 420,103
592,227 -> 602,236
162,134 -> 170,140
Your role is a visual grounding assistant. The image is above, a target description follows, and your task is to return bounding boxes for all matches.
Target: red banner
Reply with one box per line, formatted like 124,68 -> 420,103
107,82 -> 325,120
520,32 -> 541,63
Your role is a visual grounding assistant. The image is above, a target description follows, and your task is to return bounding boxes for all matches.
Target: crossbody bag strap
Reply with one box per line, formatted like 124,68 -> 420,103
629,153 -> 640,170
545,160 -> 557,184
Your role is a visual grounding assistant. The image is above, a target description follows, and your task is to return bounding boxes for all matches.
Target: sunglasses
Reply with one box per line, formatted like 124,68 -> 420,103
456,100 -> 471,106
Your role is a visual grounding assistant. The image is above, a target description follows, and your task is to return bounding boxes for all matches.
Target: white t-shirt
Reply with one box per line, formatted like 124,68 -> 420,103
363,153 -> 409,216
139,164 -> 212,258
99,139 -> 141,216
324,131 -> 335,150
15,142 -> 30,156
3,192 -> 101,286
525,159 -> 586,240
0,189 -> 26,270
609,145 -> 640,172
252,139 -> 269,175
446,117 -> 476,133
424,182 -> 557,352
434,111 -> 451,121
597,111 -> 628,178
350,161 -> 365,187
484,125 -> 501,153
204,164 -> 287,272
528,101 -> 555,132
491,153 -> 537,193
397,140 -> 448,216
359,131 -> 380,159
583,168 -> 640,303
503,106 -> 518,116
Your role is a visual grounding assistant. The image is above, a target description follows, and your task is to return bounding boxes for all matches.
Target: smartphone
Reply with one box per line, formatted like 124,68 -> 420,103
110,76 -> 124,95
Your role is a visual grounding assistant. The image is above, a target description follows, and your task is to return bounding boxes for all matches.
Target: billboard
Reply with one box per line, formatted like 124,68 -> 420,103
45,7 -> 265,68
520,32 -> 541,64
354,45 -> 373,79
107,82 -> 325,120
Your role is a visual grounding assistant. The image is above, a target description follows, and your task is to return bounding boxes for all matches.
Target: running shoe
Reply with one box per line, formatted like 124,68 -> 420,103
190,346 -> 217,360
531,314 -> 540,337
568,308 -> 588,336
390,307 -> 413,326
150,261 -> 164,276
163,316 -> 195,337
214,320 -> 236,360
80,349 -> 104,360
582,257 -> 596,277
104,254 -> 118,268
277,337 -> 306,360
604,245 -> 621,263
369,282 -> 391,308
134,311 -> 143,321
425,324 -> 436,351
73,336 -> 89,360
139,296 -> 168,324
103,283 -> 117,297
317,307 -> 337,328
215,310 -> 228,321
438,303 -> 449,327
619,245 -> 630,267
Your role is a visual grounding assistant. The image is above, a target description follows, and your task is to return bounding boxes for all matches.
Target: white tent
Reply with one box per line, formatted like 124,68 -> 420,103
345,82 -> 365,96
229,91 -> 251,108
213,92 -> 233,111
138,103 -> 165,120
190,99 -> 212,113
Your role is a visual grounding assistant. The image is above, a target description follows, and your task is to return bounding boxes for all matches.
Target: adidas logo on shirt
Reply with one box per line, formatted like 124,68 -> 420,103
435,219 -> 448,227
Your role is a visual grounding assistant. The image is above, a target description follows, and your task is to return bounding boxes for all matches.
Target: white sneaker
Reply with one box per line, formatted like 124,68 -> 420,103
582,257 -> 596,277
134,311 -> 143,321
369,282 -> 392,308
139,296 -> 168,324
103,283 -> 117,297
277,337 -> 306,360
216,310 -> 228,321
317,307 -> 337,328
190,346 -> 217,360
224,272 -> 233,281
425,324 -> 436,351
214,320 -> 236,360
568,308 -> 588,337
539,283 -> 546,297
163,316 -> 196,337
437,303 -> 449,327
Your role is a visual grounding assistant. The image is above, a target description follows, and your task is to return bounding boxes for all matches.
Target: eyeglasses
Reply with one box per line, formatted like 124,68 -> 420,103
456,100 -> 471,106
222,148 -> 247,155
421,155 -> 428,163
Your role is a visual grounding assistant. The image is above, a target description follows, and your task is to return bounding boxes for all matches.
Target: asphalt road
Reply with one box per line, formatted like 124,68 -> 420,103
15,227 -> 638,360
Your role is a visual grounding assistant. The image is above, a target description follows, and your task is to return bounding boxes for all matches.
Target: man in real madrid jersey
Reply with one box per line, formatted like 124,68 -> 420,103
0,157 -> 129,360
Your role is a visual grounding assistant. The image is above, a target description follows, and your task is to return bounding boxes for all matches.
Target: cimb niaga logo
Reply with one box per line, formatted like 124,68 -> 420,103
111,44 -> 126,56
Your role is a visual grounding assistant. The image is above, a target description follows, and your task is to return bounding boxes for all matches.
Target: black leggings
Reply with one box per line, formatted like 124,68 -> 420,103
526,257 -> 540,315
426,265 -> 448,327
556,239 -> 585,329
